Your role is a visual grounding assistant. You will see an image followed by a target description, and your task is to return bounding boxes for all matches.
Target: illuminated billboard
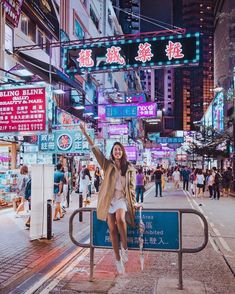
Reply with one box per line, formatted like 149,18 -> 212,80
105,102 -> 157,118
64,33 -> 200,74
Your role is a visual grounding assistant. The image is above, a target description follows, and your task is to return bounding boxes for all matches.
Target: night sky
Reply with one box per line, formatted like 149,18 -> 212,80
140,0 -> 173,33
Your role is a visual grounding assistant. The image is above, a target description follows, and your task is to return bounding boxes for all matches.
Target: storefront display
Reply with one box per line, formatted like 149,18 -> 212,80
0,169 -> 18,207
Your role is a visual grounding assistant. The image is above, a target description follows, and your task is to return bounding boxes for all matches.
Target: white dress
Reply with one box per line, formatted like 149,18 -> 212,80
109,171 -> 127,214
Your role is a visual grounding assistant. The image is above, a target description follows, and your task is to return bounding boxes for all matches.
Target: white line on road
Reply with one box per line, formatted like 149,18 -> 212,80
185,191 -> 232,253
213,227 -> 231,252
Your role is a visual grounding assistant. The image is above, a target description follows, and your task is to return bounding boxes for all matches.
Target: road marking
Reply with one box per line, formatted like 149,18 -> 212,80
38,248 -> 90,294
185,190 -> 232,253
209,236 -> 219,253
144,185 -> 155,198
23,247 -> 89,294
213,228 -> 231,252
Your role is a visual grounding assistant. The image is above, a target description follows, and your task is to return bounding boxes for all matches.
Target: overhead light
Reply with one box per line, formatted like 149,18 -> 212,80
12,69 -> 34,77
84,112 -> 94,116
73,105 -> 85,110
94,116 -> 99,120
214,87 -> 223,93
53,89 -> 65,94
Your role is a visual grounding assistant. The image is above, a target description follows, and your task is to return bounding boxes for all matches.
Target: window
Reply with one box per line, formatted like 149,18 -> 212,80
21,14 -> 28,35
90,6 -> 99,30
45,37 -> 50,55
37,29 -> 44,49
74,15 -> 85,40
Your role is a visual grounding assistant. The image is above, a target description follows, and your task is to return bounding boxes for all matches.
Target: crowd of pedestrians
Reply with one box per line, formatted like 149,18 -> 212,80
12,159 -> 233,235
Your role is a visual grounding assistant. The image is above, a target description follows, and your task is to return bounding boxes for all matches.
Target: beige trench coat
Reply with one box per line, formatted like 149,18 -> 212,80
91,146 -> 136,227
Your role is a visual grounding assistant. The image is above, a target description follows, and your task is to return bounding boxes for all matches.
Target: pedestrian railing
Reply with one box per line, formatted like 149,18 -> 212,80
69,207 -> 208,290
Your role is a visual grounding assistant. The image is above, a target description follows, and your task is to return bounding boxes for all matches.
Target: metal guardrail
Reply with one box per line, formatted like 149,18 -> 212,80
69,207 -> 208,290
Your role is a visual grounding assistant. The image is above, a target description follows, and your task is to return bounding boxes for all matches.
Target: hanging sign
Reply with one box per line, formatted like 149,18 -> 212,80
125,93 -> 146,103
105,102 -> 157,118
1,0 -> 23,27
108,124 -> 128,135
156,137 -> 184,144
64,33 -> 200,74
0,87 -> 46,133
125,146 -> 137,161
38,129 -> 94,153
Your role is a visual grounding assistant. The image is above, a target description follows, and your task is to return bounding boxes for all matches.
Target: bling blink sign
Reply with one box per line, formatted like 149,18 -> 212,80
0,87 -> 46,133
64,33 -> 200,74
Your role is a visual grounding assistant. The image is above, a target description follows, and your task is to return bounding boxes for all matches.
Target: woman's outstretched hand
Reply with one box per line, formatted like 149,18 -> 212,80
79,122 -> 85,134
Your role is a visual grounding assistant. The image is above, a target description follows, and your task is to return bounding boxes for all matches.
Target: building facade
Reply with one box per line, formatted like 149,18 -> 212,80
173,0 -> 214,131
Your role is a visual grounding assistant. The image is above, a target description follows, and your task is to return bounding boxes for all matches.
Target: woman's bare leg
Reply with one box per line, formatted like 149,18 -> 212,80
115,209 -> 127,250
107,214 -> 120,260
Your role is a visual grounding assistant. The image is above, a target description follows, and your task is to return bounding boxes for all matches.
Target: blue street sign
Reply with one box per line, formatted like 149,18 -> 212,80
106,105 -> 138,118
92,210 -> 180,251
156,137 -> 184,144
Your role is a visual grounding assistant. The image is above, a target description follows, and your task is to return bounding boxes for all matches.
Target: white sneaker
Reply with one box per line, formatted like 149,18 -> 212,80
116,259 -> 125,274
120,245 -> 128,264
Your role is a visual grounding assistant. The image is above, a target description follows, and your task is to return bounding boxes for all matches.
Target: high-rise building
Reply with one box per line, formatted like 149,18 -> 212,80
112,0 -> 141,34
140,0 -> 175,135
173,0 -> 214,130
214,0 -> 235,172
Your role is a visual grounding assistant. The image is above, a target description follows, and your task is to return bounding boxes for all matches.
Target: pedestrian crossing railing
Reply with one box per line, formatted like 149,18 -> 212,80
69,207 -> 208,290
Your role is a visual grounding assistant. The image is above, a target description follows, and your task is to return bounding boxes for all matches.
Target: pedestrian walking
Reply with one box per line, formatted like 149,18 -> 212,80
79,168 -> 91,204
136,167 -> 145,203
53,163 -> 64,221
172,167 -> 181,190
80,123 -> 137,274
153,165 -> 163,197
62,166 -> 69,211
182,166 -> 190,191
94,167 -> 101,193
222,167 -> 233,197
15,165 -> 29,216
207,170 -> 214,198
212,167 -> 222,200
196,169 -> 205,197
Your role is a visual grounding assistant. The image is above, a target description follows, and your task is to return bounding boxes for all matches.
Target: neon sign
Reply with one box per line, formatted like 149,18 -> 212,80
64,33 -> 200,74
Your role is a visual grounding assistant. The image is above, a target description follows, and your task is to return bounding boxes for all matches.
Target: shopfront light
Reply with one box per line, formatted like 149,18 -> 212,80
53,89 -> 65,94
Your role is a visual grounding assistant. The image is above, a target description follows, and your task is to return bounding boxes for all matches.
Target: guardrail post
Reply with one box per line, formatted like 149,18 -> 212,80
90,247 -> 94,282
47,199 -> 52,240
178,252 -> 183,290
79,193 -> 83,222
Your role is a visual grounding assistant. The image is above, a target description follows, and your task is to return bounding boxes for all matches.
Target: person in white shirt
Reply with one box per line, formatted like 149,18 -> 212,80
172,167 -> 181,190
79,168 -> 91,204
196,169 -> 205,197
207,170 -> 214,198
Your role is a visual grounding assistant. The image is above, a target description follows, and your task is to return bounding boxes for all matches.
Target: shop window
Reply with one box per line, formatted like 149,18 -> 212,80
90,6 -> 99,30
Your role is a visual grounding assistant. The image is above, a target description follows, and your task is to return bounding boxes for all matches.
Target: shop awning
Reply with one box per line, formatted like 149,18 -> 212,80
14,51 -> 85,94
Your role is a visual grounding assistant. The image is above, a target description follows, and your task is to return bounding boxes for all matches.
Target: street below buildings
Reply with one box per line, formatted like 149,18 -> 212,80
0,182 -> 235,293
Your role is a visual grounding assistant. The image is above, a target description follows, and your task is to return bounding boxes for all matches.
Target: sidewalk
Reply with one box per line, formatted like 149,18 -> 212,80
49,184 -> 235,294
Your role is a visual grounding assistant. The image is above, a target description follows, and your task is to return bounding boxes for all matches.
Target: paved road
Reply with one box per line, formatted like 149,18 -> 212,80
0,182 -> 235,293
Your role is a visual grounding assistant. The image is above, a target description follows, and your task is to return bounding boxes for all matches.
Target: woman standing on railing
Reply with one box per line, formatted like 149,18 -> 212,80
80,123 -> 137,274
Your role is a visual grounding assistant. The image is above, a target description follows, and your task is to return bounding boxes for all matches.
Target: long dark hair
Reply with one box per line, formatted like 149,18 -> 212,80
110,142 -> 129,176
82,168 -> 91,180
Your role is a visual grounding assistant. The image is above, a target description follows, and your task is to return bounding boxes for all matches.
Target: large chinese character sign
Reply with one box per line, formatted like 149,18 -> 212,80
0,87 -> 46,133
64,32 -> 200,74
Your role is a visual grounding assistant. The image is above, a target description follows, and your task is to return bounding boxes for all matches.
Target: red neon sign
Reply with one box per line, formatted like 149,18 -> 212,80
0,87 -> 46,133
